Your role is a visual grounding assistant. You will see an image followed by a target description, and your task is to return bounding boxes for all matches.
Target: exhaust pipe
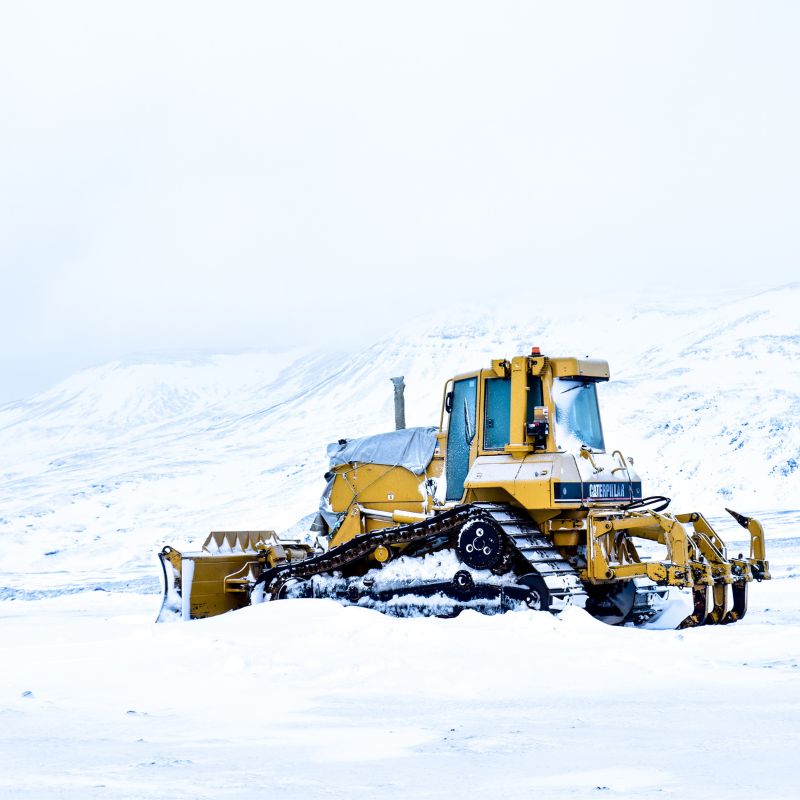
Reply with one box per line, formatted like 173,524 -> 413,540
391,376 -> 406,430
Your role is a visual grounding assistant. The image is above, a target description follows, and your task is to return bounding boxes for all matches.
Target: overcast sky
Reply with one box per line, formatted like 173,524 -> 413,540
1,1 -> 798,403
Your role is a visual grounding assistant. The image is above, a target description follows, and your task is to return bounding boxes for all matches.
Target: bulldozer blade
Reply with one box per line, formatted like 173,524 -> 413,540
156,540 -> 263,621
678,585 -> 713,629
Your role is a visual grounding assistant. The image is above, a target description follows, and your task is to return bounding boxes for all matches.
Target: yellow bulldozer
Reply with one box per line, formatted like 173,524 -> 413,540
158,349 -> 770,628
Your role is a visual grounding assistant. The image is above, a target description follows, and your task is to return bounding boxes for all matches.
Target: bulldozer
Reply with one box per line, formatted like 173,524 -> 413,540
157,349 -> 770,628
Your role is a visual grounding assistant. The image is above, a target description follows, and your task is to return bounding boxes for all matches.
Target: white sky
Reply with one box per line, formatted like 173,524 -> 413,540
1,1 -> 798,403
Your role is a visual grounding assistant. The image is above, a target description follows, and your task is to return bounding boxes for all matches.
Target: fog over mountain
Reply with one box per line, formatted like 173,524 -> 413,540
3,2 -> 799,405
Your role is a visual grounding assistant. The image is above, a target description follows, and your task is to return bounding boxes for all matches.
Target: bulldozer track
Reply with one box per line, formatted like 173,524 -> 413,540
257,505 -> 472,599
257,502 -> 588,611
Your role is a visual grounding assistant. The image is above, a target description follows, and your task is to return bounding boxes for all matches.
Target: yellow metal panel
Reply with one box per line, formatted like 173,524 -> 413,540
464,455 -> 522,489
512,459 -> 554,511
491,359 -> 510,377
329,463 -> 425,511
184,553 -> 257,618
330,507 -> 363,546
550,358 -> 610,381
506,356 -> 530,455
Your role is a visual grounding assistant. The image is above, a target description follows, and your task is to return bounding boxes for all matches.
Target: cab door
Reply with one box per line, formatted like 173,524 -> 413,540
445,377 -> 478,501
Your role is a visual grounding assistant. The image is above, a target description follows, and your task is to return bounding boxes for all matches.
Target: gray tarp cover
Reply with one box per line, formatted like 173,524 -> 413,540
314,427 -> 438,535
326,426 -> 438,475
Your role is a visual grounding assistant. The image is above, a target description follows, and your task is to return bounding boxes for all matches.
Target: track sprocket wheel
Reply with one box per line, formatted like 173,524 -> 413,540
457,518 -> 503,570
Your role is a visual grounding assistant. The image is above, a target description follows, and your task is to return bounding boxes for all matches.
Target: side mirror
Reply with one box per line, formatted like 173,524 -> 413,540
444,391 -> 453,413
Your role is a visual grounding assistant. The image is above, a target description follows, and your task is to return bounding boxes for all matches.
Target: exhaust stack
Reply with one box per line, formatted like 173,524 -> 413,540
391,376 -> 406,430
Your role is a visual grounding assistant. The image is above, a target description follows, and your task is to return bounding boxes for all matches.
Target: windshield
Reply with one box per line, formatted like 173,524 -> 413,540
553,378 -> 605,452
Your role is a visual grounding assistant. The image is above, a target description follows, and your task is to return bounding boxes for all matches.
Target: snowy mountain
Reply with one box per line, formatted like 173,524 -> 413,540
0,285 -> 798,592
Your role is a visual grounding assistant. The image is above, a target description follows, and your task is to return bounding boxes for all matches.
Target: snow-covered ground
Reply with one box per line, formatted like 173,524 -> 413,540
1,287 -> 799,797
2,563 -> 799,799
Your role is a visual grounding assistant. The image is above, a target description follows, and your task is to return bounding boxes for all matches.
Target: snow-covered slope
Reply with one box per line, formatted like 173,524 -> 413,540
0,285 -> 798,591
605,285 -> 800,505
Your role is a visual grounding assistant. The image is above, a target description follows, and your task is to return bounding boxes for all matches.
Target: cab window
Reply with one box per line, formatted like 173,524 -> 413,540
483,375 -> 543,449
483,377 -> 510,449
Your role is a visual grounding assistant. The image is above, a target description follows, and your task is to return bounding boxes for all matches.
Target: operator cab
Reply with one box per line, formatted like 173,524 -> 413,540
441,352 -> 611,502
